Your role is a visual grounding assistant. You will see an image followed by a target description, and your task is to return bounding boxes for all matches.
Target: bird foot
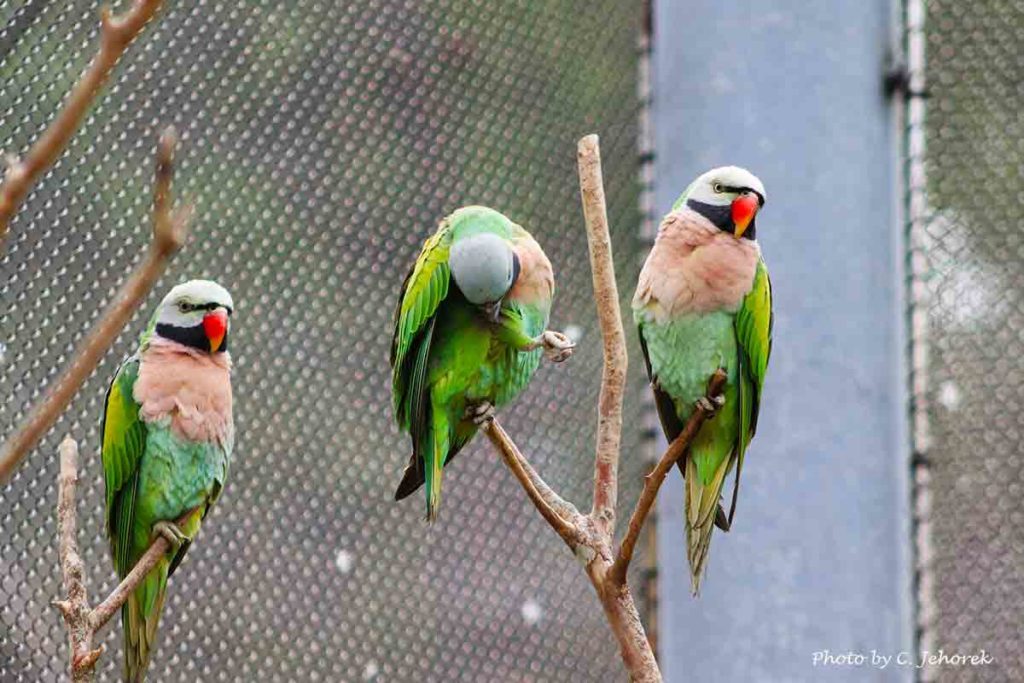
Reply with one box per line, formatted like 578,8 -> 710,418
153,521 -> 189,553
537,330 -> 575,363
465,401 -> 496,426
696,393 -> 726,418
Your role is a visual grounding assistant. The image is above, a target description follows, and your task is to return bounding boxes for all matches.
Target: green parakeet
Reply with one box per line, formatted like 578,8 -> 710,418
632,166 -> 773,594
390,205 -> 573,521
101,280 -> 235,682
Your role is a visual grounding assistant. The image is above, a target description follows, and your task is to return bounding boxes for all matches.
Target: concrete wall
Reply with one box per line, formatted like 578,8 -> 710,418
652,1 -> 912,680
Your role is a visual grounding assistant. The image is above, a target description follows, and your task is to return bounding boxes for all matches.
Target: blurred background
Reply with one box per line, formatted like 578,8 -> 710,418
0,0 -> 1020,681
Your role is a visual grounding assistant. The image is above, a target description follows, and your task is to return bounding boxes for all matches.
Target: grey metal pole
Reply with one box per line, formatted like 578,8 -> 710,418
651,1 -> 912,680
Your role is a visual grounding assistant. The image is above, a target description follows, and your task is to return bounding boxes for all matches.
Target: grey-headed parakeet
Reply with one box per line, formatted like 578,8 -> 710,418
390,206 -> 573,521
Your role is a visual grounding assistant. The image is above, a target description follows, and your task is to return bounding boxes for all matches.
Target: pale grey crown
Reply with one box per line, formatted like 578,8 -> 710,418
449,232 -> 517,305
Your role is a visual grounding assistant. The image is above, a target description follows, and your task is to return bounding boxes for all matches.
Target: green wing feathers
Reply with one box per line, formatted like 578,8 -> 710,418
736,258 -> 773,424
101,357 -> 147,579
728,258 -> 774,524
391,225 -> 453,427
101,358 -> 158,682
390,222 -> 456,517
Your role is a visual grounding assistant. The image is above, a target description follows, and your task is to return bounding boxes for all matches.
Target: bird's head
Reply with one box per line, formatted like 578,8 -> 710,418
678,166 -> 766,240
150,280 -> 234,354
449,231 -> 520,322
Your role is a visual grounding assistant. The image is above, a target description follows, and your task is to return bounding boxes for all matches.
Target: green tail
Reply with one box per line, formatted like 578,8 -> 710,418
423,409 -> 450,522
122,558 -> 169,683
684,450 -> 732,595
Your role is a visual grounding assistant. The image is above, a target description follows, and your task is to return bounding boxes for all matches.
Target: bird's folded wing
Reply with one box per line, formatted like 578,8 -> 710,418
730,257 -> 773,523
390,223 -> 454,426
100,356 -> 149,577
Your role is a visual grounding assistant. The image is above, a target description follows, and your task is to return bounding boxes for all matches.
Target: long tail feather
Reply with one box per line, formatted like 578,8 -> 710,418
423,410 -> 450,522
684,454 -> 732,595
425,450 -> 444,522
123,558 -> 169,683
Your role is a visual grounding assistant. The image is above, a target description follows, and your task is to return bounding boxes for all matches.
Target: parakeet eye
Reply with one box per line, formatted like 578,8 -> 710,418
178,301 -> 194,313
712,182 -> 724,193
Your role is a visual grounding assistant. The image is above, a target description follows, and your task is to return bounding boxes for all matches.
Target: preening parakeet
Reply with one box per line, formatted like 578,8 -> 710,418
101,280 -> 235,682
633,167 -> 773,594
391,205 -> 573,521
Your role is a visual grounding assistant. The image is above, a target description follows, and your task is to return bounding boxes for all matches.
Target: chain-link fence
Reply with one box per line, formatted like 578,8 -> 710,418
0,1 -> 647,680
908,0 -> 1024,680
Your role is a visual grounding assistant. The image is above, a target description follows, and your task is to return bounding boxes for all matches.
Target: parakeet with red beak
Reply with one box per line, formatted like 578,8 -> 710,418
633,166 -> 773,594
391,206 -> 573,521
101,280 -> 235,681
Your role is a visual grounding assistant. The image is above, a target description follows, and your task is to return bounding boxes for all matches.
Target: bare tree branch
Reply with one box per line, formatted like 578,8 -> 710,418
611,370 -> 728,586
578,134 -> 628,538
482,418 -> 589,550
0,0 -> 167,244
0,129 -> 190,485
53,437 -> 102,683
53,436 -> 192,680
89,521 -> 175,633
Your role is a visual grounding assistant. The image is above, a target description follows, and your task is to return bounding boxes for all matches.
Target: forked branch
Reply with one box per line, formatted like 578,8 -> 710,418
0,0 -> 168,243
0,129 -> 190,485
482,135 -> 664,682
482,419 -> 590,551
476,134 -> 736,681
54,437 -> 189,682
611,370 -> 728,585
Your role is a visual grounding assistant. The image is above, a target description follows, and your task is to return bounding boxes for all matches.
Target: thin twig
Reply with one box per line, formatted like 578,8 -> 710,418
578,134 -> 627,538
0,0 -> 167,243
611,370 -> 728,585
0,129 -> 190,485
53,437 -> 192,680
482,419 -> 589,549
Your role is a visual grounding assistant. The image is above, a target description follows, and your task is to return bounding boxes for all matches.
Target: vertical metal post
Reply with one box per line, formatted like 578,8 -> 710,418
651,1 -> 913,679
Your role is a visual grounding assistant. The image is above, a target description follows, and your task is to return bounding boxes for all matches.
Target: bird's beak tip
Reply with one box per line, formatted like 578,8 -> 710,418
731,194 -> 759,239
203,308 -> 229,353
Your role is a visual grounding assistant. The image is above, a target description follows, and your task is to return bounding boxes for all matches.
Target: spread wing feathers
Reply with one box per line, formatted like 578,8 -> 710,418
100,356 -> 148,578
391,225 -> 453,427
728,258 -> 773,525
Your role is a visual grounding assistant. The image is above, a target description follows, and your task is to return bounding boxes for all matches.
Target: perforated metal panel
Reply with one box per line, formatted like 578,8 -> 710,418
908,0 -> 1024,680
0,2 -> 646,680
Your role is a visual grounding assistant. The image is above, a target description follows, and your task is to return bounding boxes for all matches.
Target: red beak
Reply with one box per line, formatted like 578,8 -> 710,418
202,308 -> 228,353
731,194 -> 760,238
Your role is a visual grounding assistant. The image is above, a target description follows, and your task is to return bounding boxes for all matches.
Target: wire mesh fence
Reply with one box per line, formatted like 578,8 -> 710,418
0,1 -> 647,680
909,0 -> 1024,680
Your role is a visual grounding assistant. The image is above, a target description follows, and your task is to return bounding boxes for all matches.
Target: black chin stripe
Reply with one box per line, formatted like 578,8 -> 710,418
686,199 -> 757,240
155,323 -> 229,353
687,199 -> 732,231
